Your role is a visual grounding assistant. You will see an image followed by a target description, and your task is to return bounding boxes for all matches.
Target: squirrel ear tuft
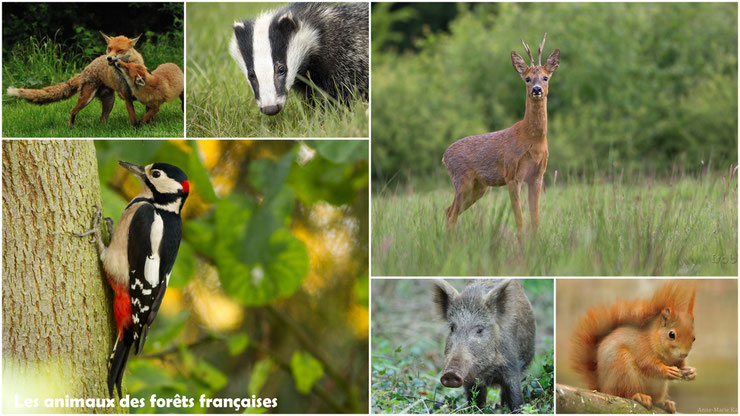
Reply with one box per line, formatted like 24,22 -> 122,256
687,287 -> 696,317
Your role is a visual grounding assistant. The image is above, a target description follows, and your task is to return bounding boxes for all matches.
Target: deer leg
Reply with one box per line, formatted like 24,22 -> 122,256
527,177 -> 543,231
446,192 -> 462,228
507,181 -> 524,234
460,180 -> 486,212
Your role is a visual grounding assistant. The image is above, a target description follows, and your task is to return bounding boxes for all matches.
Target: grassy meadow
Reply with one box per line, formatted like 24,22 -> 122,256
186,2 -> 368,138
371,279 -> 554,414
2,33 -> 184,138
371,171 -> 738,276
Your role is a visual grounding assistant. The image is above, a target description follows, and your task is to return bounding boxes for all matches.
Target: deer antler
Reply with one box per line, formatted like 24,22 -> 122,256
537,32 -> 548,67
521,39 -> 534,67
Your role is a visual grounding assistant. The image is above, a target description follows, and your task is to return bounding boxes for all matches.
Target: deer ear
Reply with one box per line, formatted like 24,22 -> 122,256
433,280 -> 460,319
545,48 -> 560,73
511,51 -> 528,75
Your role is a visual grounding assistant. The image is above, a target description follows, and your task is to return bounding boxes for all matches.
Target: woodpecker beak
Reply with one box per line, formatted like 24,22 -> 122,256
118,161 -> 147,179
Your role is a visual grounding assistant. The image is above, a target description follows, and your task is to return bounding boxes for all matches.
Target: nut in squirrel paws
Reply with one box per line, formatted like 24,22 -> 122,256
680,366 -> 697,381
631,393 -> 653,409
662,364 -> 681,380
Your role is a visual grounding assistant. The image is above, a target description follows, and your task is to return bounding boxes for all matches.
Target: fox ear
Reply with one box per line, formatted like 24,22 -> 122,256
100,31 -> 111,43
135,75 -> 145,87
131,34 -> 142,46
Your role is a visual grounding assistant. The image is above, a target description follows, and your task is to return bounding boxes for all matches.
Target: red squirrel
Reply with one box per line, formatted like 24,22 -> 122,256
570,282 -> 697,413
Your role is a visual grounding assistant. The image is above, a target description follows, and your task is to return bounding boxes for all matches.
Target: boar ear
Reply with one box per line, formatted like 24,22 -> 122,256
433,280 -> 459,319
485,279 -> 513,312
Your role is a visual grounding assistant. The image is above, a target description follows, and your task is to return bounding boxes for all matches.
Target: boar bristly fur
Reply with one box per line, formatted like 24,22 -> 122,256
434,279 -> 536,411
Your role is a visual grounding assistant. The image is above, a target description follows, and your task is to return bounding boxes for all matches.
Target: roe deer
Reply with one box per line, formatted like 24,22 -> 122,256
442,33 -> 559,233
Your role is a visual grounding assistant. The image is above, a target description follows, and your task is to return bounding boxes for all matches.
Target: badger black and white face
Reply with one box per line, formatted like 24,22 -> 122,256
230,8 -> 319,116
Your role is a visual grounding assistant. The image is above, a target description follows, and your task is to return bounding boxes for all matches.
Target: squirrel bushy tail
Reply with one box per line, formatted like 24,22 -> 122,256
7,74 -> 81,104
570,281 -> 696,389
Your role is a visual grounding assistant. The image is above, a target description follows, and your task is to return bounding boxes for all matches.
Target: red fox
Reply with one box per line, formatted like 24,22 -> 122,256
112,60 -> 183,125
7,32 -> 144,127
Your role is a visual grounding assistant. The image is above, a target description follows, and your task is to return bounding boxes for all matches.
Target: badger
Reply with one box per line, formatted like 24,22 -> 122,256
229,2 -> 369,116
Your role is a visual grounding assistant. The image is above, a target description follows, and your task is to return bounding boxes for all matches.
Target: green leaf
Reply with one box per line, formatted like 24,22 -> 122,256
290,351 -> 323,394
144,311 -> 189,351
183,218 -> 217,261
227,333 -> 249,355
219,228 -> 308,306
306,140 -> 368,163
248,358 -> 274,396
169,239 -> 195,288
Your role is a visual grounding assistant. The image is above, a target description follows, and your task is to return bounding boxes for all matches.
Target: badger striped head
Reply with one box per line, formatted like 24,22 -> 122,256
230,8 -> 319,116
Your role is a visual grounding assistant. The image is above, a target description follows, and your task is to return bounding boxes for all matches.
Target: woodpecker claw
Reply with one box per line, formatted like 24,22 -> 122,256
75,205 -> 107,253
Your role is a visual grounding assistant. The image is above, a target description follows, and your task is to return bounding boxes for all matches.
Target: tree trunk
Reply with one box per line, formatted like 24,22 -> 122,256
2,140 -> 118,412
556,383 -> 669,414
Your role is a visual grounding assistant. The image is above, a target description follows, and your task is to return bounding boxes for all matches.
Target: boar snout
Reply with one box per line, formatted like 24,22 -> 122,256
440,370 -> 464,388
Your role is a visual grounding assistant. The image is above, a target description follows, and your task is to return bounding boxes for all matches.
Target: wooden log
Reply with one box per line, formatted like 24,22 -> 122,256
555,383 -> 669,414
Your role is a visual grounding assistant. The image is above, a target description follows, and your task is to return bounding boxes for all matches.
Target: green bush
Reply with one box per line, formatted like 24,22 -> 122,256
372,3 -> 738,184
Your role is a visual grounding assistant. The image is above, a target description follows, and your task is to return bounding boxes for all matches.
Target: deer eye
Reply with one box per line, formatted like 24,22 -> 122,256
669,330 -> 676,339
525,77 -> 531,83
543,76 -> 548,81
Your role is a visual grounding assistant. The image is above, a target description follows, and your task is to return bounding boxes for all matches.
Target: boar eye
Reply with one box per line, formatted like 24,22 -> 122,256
669,330 -> 676,339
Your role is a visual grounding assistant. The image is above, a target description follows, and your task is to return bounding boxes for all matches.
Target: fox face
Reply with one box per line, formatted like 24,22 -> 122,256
115,61 -> 149,88
100,32 -> 141,63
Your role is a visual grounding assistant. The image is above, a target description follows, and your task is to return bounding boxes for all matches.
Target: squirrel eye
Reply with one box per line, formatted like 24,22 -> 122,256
693,336 -> 696,342
669,330 -> 676,339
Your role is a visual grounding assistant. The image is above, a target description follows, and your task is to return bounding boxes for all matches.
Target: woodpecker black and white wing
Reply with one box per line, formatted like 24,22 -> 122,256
127,203 -> 166,354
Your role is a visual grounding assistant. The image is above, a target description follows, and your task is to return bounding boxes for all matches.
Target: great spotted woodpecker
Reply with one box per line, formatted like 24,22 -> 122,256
78,161 -> 189,398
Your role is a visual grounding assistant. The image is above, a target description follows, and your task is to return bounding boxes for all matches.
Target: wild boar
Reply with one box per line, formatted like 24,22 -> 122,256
434,279 -> 536,411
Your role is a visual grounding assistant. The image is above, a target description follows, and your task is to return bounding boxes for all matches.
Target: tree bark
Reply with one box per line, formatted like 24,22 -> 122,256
556,383 -> 669,414
2,140 -> 117,413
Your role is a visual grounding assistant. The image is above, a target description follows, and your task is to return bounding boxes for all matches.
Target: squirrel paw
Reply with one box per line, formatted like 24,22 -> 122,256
680,366 -> 697,381
660,400 -> 677,414
662,365 -> 681,380
631,393 -> 653,409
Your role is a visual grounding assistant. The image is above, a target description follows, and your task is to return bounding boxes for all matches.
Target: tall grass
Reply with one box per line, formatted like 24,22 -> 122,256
371,170 -> 738,276
2,34 -> 184,137
186,2 -> 368,138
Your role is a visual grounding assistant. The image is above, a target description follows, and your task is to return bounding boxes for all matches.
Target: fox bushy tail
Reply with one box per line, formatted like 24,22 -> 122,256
7,74 -> 81,104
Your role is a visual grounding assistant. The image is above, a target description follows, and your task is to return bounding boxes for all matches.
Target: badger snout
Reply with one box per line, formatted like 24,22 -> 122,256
440,370 -> 464,388
260,104 -> 283,116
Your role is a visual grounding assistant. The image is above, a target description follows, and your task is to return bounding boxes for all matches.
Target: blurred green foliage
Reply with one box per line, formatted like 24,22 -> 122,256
93,140 -> 369,413
371,3 -> 738,184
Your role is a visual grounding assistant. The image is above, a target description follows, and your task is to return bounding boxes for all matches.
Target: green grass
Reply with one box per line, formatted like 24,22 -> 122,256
371,279 -> 554,414
2,34 -> 184,137
186,2 -> 368,138
371,171 -> 738,276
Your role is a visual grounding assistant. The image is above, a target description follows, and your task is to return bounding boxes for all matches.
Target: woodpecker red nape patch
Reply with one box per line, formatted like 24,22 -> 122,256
181,180 -> 190,193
